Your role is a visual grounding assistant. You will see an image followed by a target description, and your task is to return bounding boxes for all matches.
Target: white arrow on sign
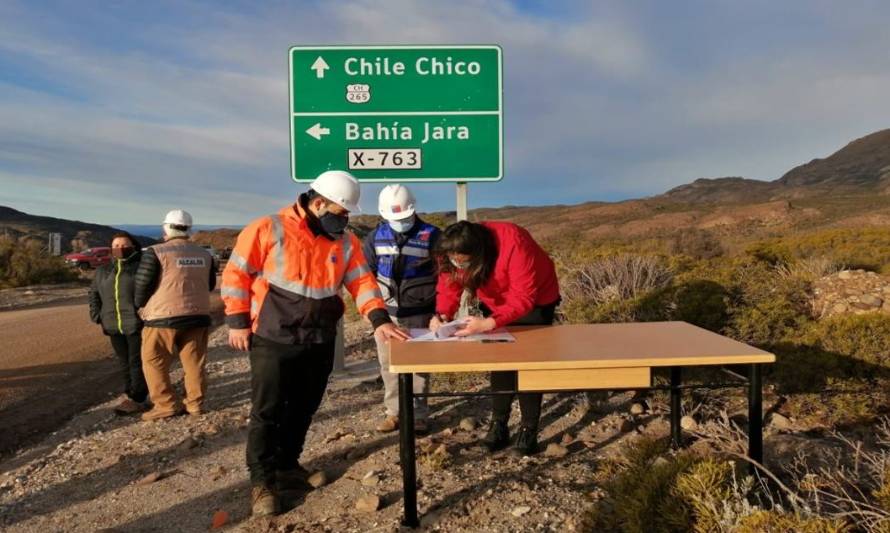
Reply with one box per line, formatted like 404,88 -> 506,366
305,123 -> 330,140
311,56 -> 330,79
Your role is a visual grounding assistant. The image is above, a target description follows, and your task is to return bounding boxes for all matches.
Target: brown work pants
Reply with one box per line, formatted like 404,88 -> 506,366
141,326 -> 209,415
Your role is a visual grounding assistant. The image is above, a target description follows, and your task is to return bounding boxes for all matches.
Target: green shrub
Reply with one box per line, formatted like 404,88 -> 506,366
585,438 -> 765,533
734,511 -> 850,533
585,438 -> 697,532
725,262 -> 814,346
0,236 -> 79,288
584,437 -> 857,533
670,279 -> 730,332
746,227 -> 890,274
806,314 -> 890,369
768,343 -> 849,394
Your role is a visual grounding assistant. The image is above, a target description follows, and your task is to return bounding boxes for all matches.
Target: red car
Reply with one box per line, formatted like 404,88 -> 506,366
65,247 -> 112,269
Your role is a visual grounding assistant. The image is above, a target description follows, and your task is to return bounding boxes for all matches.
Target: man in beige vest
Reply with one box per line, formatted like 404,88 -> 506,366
135,209 -> 217,421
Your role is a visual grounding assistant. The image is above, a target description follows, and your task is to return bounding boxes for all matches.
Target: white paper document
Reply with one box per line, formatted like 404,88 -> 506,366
407,319 -> 516,343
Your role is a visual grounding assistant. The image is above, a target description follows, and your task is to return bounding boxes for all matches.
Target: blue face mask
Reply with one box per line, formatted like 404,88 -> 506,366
388,216 -> 416,234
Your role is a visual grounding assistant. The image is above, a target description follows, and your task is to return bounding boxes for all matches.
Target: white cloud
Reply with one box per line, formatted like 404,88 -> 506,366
2,0 -> 890,224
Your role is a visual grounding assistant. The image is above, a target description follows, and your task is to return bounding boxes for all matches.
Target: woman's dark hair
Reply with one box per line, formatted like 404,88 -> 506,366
110,231 -> 141,249
434,221 -> 497,292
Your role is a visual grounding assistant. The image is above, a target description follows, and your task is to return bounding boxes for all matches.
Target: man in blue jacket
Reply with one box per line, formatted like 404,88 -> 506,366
362,185 -> 440,434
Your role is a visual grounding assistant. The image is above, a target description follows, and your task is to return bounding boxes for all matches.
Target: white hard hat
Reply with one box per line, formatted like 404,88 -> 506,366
378,184 -> 416,221
310,170 -> 362,213
163,209 -> 193,227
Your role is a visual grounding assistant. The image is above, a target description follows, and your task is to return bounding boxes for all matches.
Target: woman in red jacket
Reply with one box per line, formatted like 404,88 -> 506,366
431,221 -> 560,455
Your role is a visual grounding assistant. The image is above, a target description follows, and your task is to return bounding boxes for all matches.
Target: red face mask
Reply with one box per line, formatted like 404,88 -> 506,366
112,247 -> 135,259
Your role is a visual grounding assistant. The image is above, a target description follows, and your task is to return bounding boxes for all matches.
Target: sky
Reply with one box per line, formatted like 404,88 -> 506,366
2,0 -> 890,226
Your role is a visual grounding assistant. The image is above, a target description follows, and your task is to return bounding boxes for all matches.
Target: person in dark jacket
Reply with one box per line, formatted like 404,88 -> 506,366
431,220 -> 560,456
362,185 -> 440,434
89,231 -> 149,415
135,209 -> 217,421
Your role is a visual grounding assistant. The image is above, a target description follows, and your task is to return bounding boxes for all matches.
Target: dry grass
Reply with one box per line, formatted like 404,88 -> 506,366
560,254 -> 674,307
775,256 -> 845,281
687,414 -> 890,532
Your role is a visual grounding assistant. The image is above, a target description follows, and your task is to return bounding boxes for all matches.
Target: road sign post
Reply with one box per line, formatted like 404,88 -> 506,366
289,45 -> 503,183
456,182 -> 468,222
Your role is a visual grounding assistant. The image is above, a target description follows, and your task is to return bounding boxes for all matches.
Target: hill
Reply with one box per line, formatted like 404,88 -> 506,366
8,128 -> 890,254
466,129 -> 890,242
114,224 -> 243,240
776,129 -> 890,192
0,207 -> 157,252
662,128 -> 890,204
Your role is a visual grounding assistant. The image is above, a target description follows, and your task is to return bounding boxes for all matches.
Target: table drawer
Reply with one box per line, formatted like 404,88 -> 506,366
517,367 -> 651,391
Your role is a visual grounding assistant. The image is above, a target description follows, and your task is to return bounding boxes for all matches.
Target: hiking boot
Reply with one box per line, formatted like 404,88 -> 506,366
113,397 -> 146,416
187,407 -> 204,416
275,465 -> 312,492
376,415 -> 399,433
511,426 -> 539,456
251,484 -> 279,517
141,406 -> 185,421
482,419 -> 509,452
414,418 -> 430,436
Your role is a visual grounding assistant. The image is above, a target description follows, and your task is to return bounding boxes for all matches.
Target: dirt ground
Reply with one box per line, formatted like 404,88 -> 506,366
0,282 -> 91,311
0,282 -> 225,459
0,318 -> 760,533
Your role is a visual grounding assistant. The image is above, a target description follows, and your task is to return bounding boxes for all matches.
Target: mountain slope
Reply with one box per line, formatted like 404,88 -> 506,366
0,206 -> 156,252
661,129 -> 890,204
776,129 -> 890,192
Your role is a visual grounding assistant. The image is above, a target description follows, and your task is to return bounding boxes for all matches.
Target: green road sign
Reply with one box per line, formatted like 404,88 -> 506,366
289,45 -> 503,183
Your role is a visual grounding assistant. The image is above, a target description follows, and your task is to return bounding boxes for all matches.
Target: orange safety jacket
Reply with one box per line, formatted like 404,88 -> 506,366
222,195 -> 389,344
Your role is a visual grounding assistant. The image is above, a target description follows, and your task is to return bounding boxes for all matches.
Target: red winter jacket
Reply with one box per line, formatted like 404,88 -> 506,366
435,221 -> 560,328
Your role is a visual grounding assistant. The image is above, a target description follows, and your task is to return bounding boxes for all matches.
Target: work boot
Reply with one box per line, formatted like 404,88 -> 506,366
141,406 -> 185,421
113,397 -> 146,416
275,464 -> 312,492
376,415 -> 399,433
511,426 -> 539,456
251,484 -> 279,517
482,419 -> 509,452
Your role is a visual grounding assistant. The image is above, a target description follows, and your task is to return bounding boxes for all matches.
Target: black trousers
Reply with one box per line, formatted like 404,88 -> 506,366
247,335 -> 335,485
490,302 -> 558,429
108,332 -> 148,403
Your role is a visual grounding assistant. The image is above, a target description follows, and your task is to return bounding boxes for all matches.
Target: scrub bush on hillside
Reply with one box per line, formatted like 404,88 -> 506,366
0,235 -> 78,289
746,227 -> 890,273
558,254 -> 673,323
583,437 -> 850,533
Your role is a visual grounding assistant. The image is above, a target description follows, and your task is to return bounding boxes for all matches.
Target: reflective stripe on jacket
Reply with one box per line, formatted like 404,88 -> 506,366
89,253 -> 143,335
221,199 -> 387,344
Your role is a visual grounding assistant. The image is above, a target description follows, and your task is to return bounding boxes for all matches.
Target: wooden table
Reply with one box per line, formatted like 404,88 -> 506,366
389,321 -> 776,528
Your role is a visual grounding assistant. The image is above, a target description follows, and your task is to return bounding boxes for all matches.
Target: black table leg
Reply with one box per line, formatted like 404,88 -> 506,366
670,367 -> 682,449
748,363 -> 763,474
399,372 -> 419,528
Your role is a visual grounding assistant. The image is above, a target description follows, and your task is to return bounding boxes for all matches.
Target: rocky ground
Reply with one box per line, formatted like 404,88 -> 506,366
813,268 -> 890,317
0,320 -> 798,533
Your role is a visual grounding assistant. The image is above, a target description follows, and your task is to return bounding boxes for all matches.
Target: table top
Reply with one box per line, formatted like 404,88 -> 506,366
389,321 -> 775,373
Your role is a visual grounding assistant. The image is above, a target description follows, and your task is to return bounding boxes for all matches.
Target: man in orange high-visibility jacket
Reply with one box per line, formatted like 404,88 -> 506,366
222,170 -> 409,517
